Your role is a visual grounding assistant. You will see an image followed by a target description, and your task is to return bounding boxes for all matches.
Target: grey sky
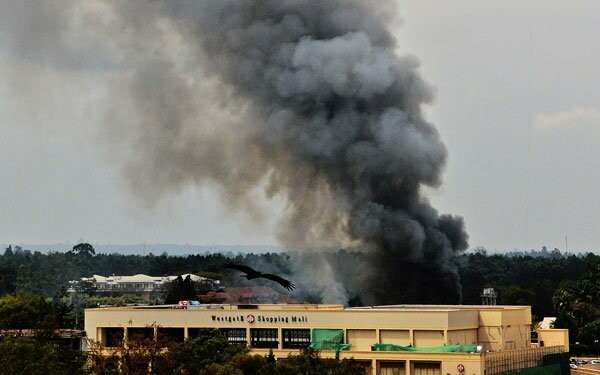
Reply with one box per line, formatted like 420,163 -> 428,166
1,1 -> 599,252
395,1 -> 600,252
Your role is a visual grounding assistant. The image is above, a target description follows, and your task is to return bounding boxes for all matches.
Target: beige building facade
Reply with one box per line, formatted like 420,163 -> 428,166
85,304 -> 569,375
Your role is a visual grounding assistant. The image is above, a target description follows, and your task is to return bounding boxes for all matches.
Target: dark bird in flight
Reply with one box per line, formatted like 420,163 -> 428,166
225,263 -> 295,291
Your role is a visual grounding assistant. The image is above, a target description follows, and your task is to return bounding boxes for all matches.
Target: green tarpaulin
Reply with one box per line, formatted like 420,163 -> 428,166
309,329 -> 343,350
373,343 -> 478,353
309,329 -> 351,358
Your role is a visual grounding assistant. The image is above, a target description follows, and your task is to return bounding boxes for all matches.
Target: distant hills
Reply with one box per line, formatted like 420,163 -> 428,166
0,243 -> 287,256
2,243 -> 594,257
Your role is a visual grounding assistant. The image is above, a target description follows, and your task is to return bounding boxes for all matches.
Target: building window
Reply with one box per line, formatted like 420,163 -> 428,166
412,361 -> 440,375
157,328 -> 185,344
127,327 -> 154,344
379,361 -> 406,375
220,328 -> 247,345
282,329 -> 311,349
188,328 -> 215,338
102,327 -> 124,347
250,329 -> 278,348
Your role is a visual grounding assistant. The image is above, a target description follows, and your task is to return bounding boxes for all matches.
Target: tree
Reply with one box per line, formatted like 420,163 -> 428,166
473,246 -> 487,256
71,243 -> 95,257
0,260 -> 16,295
174,329 -> 248,374
163,275 -> 200,304
0,294 -> 86,374
229,353 -> 268,375
283,348 -> 368,375
498,285 -> 536,306
89,326 -> 371,374
86,340 -> 120,375
88,327 -> 177,375
0,335 -> 76,375
0,293 -> 56,335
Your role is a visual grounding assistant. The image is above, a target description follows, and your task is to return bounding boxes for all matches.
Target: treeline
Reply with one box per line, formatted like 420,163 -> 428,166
458,248 -> 589,317
3,244 -> 600,349
458,248 -> 600,354
1,245 -> 595,313
0,245 -> 288,297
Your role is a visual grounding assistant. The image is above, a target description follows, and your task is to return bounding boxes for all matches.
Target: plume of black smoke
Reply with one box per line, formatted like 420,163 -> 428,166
1,0 -> 468,304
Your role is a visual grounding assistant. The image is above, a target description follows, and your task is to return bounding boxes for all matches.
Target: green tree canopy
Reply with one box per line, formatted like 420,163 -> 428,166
174,329 -> 248,374
71,243 -> 95,257
0,293 -> 57,334
0,335 -> 79,375
163,275 -> 200,304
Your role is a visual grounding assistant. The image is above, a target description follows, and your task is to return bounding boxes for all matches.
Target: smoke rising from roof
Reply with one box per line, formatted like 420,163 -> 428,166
2,0 -> 468,304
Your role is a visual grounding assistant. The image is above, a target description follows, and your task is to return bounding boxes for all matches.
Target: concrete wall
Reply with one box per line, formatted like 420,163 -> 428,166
440,358 -> 484,375
84,305 -> 535,351
85,305 -> 484,342
477,324 -> 531,350
538,329 -> 569,352
380,330 -> 410,346
413,330 -> 444,347
347,329 -> 377,351
478,307 -> 531,327
447,329 -> 478,346
478,326 -> 504,351
504,324 -> 531,349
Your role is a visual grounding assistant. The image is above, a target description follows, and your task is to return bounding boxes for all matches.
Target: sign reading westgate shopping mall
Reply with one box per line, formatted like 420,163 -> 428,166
176,301 -> 308,324
211,313 -> 308,324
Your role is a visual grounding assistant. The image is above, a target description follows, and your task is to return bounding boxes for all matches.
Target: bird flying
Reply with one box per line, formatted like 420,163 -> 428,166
225,263 -> 295,291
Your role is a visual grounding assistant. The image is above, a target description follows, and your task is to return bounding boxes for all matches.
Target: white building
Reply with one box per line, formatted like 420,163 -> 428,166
69,274 -> 220,295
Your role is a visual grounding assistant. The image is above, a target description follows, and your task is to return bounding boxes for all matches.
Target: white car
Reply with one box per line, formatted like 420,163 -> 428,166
570,363 -> 578,369
591,360 -> 600,364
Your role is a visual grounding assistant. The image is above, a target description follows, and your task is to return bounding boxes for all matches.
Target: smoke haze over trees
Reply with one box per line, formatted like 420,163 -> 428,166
0,245 -> 595,314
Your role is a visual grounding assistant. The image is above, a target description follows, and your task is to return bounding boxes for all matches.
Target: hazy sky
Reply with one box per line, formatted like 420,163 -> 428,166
1,1 -> 599,252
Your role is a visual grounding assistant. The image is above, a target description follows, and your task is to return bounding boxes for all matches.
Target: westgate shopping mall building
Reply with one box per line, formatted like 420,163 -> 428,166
85,303 -> 569,375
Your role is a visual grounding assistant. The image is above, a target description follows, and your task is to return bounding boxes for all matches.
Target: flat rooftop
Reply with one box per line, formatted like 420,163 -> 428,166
87,303 -> 530,312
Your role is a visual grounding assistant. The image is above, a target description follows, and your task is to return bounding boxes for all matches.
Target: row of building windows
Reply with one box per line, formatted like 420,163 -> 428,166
221,328 -> 248,345
101,327 -> 312,349
251,328 -> 279,348
283,328 -> 311,348
97,283 -> 155,290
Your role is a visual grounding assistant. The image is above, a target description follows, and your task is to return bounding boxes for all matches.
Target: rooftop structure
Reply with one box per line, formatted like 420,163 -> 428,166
480,288 -> 498,305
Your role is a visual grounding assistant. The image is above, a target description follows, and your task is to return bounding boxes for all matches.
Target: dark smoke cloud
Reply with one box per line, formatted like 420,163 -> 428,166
1,0 -> 468,304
